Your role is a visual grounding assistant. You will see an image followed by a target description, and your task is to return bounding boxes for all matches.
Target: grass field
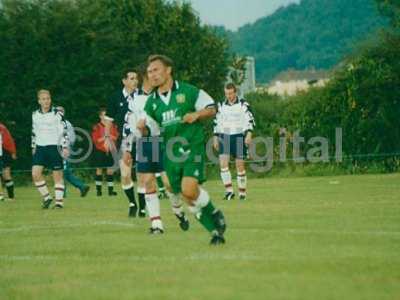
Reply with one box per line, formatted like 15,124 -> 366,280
0,173 -> 399,300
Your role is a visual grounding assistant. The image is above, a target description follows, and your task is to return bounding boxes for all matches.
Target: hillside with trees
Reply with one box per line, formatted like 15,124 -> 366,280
227,0 -> 388,82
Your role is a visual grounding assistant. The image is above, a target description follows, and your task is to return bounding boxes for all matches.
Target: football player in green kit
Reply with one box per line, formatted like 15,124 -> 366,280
137,54 -> 226,245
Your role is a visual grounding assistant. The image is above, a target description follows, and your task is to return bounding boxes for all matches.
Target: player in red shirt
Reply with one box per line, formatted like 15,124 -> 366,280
91,107 -> 119,197
0,122 -> 17,200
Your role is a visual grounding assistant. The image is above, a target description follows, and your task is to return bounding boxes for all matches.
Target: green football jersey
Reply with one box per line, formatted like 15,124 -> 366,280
144,81 -> 214,157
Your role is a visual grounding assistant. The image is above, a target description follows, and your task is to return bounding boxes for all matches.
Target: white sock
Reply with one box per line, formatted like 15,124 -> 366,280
167,191 -> 184,217
237,171 -> 247,196
35,181 -> 51,200
188,187 -> 210,216
55,183 -> 65,202
145,192 -> 163,229
220,168 -> 233,193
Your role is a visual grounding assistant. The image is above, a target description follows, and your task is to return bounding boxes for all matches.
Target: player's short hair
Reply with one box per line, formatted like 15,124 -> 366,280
121,69 -> 137,80
37,89 -> 51,99
224,83 -> 237,92
98,106 -> 107,113
147,54 -> 174,69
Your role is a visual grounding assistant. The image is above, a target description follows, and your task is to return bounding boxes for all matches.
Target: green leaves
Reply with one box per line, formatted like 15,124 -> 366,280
0,0 -> 229,169
249,31 -> 400,168
376,0 -> 400,28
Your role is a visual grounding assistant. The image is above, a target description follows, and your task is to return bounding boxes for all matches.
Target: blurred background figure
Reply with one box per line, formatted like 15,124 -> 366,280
91,107 -> 119,197
56,106 -> 90,198
0,121 -> 17,201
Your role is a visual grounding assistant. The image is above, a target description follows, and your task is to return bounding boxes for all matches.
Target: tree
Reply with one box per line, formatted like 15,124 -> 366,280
0,0 -> 230,169
376,0 -> 400,28
227,55 -> 247,86
229,0 -> 388,82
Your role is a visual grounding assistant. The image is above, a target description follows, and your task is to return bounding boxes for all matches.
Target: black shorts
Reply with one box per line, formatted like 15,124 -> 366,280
1,150 -> 13,168
218,133 -> 248,159
92,149 -> 115,168
136,137 -> 164,174
32,145 -> 64,171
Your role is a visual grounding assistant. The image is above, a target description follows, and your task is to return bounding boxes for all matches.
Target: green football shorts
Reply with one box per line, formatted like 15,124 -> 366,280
164,149 -> 206,194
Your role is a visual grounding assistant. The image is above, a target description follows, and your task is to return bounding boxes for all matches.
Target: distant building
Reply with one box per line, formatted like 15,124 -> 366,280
265,69 -> 330,97
265,79 -> 328,96
239,57 -> 256,96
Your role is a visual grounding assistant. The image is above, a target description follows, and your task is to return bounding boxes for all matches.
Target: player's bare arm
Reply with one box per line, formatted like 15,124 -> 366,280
136,118 -> 150,136
182,107 -> 216,124
245,131 -> 252,146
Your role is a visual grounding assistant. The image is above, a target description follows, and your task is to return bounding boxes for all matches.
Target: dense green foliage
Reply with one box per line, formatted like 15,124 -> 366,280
0,0 -> 398,176
226,0 -> 388,82
246,13 -> 400,172
376,0 -> 400,28
0,0 -> 230,169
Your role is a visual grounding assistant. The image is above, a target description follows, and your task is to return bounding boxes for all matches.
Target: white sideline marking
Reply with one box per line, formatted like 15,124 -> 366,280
242,228 -> 400,237
1,224 -> 398,238
0,221 -> 136,234
287,229 -> 400,236
0,254 -> 263,262
0,255 -> 57,261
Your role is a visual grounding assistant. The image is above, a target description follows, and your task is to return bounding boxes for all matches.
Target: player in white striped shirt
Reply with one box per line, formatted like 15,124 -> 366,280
31,89 -> 69,209
213,83 -> 255,201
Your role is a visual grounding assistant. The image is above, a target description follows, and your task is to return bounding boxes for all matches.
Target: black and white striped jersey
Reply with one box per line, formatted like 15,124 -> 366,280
31,107 -> 69,149
213,97 -> 255,136
121,89 -> 161,152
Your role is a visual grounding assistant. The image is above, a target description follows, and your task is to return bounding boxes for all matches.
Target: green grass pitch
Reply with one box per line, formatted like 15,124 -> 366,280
0,174 -> 399,300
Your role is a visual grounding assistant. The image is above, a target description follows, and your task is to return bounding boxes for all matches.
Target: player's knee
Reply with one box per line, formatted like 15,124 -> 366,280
121,175 -> 130,186
120,163 -> 131,175
120,169 -> 130,183
32,170 -> 40,181
32,173 -> 38,182
144,178 -> 156,194
53,171 -> 63,183
2,168 -> 11,179
219,158 -> 229,169
181,187 -> 198,202
236,165 -> 245,173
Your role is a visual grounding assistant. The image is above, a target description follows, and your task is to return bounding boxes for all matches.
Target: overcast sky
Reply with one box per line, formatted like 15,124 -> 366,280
188,0 -> 300,31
